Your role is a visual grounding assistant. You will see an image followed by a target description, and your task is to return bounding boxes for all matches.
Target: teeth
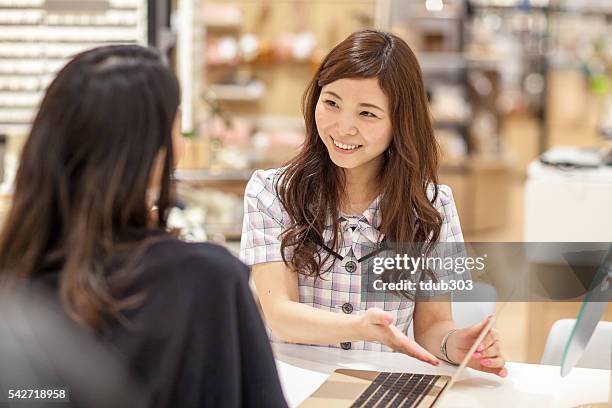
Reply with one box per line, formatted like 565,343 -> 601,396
332,138 -> 361,150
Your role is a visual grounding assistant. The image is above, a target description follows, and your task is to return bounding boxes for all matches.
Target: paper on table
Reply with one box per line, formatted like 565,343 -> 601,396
275,360 -> 329,408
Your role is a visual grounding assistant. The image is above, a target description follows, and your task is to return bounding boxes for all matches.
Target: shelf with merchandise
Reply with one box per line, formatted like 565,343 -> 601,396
0,0 -> 147,136
175,168 -> 254,183
204,32 -> 319,70
206,54 -> 320,70
208,80 -> 266,102
468,0 -> 612,16
177,114 -> 304,174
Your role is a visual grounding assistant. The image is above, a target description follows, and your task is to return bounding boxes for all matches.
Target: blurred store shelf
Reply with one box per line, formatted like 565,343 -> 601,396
0,0 -> 147,135
208,81 -> 266,101
175,168 -> 254,182
418,51 -> 466,73
469,1 -> 612,16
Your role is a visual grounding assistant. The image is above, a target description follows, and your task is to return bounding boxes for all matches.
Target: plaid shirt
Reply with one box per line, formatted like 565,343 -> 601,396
240,168 -> 464,351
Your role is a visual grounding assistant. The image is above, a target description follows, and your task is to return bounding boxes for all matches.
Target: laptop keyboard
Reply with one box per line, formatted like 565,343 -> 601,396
350,372 -> 441,408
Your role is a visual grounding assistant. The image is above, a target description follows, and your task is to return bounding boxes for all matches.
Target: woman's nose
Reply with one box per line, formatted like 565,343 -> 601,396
337,115 -> 357,136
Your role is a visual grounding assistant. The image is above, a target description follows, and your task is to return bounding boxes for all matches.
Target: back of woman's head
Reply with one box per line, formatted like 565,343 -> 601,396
0,45 -> 180,331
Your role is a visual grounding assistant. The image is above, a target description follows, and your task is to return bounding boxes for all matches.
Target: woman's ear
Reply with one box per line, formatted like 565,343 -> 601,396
172,108 -> 184,168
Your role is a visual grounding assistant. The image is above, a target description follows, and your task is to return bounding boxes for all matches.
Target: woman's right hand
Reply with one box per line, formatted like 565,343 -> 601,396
357,308 -> 439,366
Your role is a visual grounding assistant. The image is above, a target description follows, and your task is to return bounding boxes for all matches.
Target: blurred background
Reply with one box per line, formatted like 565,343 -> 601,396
0,0 -> 610,365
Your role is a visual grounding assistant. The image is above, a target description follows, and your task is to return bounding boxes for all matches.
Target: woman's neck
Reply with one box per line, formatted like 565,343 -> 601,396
340,157 -> 383,214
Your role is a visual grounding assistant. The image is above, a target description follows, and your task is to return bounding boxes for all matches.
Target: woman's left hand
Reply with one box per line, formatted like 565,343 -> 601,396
445,316 -> 507,378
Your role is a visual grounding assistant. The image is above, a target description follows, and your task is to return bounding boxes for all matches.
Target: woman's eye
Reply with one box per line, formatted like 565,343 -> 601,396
324,100 -> 338,108
360,111 -> 377,118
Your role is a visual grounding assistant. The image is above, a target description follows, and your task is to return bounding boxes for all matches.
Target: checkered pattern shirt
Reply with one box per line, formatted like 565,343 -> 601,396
239,168 -> 464,351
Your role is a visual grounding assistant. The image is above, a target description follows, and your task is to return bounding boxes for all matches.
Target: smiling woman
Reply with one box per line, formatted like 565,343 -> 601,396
240,29 -> 508,378
317,78 -> 391,163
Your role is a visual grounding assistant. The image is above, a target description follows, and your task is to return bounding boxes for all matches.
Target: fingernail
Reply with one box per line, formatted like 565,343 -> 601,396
477,345 -> 484,352
481,359 -> 490,366
473,352 -> 482,358
499,369 -> 507,378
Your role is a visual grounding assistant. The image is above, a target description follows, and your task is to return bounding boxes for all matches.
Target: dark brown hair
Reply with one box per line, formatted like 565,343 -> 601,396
0,45 -> 180,331
277,29 -> 442,278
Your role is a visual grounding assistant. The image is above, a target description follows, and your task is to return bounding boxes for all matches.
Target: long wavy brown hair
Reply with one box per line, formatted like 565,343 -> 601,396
277,29 -> 442,279
0,45 -> 180,332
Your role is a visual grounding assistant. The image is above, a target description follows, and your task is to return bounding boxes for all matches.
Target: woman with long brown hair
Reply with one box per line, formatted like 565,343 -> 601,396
0,45 -> 287,407
241,29 -> 507,377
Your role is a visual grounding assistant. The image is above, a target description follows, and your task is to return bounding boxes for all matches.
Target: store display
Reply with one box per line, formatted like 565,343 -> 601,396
209,75 -> 266,101
208,115 -> 251,146
176,184 -> 244,243
250,126 -> 303,169
274,31 -> 316,61
205,36 -> 240,65
436,128 -> 468,161
0,0 -> 147,135
429,84 -> 471,124
179,136 -> 210,170
167,206 -> 208,243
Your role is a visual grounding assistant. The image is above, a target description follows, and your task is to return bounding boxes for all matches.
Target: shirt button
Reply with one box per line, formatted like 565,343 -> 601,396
341,302 -> 353,314
340,342 -> 352,350
345,260 -> 357,273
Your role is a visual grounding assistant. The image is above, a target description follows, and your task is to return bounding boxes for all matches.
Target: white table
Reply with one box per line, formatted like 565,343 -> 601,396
273,343 -> 610,408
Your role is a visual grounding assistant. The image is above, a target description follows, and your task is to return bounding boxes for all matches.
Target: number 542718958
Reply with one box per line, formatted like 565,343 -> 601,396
7,388 -> 68,400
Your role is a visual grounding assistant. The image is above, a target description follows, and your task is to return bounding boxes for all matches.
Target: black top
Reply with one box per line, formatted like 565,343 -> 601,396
38,236 -> 288,408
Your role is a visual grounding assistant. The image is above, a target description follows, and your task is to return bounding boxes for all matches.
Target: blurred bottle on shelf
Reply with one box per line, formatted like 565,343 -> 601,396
178,134 -> 210,170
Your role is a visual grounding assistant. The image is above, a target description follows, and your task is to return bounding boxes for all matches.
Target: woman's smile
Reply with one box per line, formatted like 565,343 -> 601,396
330,135 -> 363,153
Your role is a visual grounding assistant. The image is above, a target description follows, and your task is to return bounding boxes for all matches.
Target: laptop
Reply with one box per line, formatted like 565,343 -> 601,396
298,316 -> 497,408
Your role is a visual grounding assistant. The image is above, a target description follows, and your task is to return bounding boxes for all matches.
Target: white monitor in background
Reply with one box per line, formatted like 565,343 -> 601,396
560,245 -> 611,407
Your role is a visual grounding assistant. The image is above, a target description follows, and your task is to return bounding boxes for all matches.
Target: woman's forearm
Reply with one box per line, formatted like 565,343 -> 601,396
264,299 -> 363,345
252,262 -> 365,345
414,319 -> 456,359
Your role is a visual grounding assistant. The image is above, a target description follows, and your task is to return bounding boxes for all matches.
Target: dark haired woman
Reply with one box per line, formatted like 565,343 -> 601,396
0,45 -> 287,407
240,30 -> 507,377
